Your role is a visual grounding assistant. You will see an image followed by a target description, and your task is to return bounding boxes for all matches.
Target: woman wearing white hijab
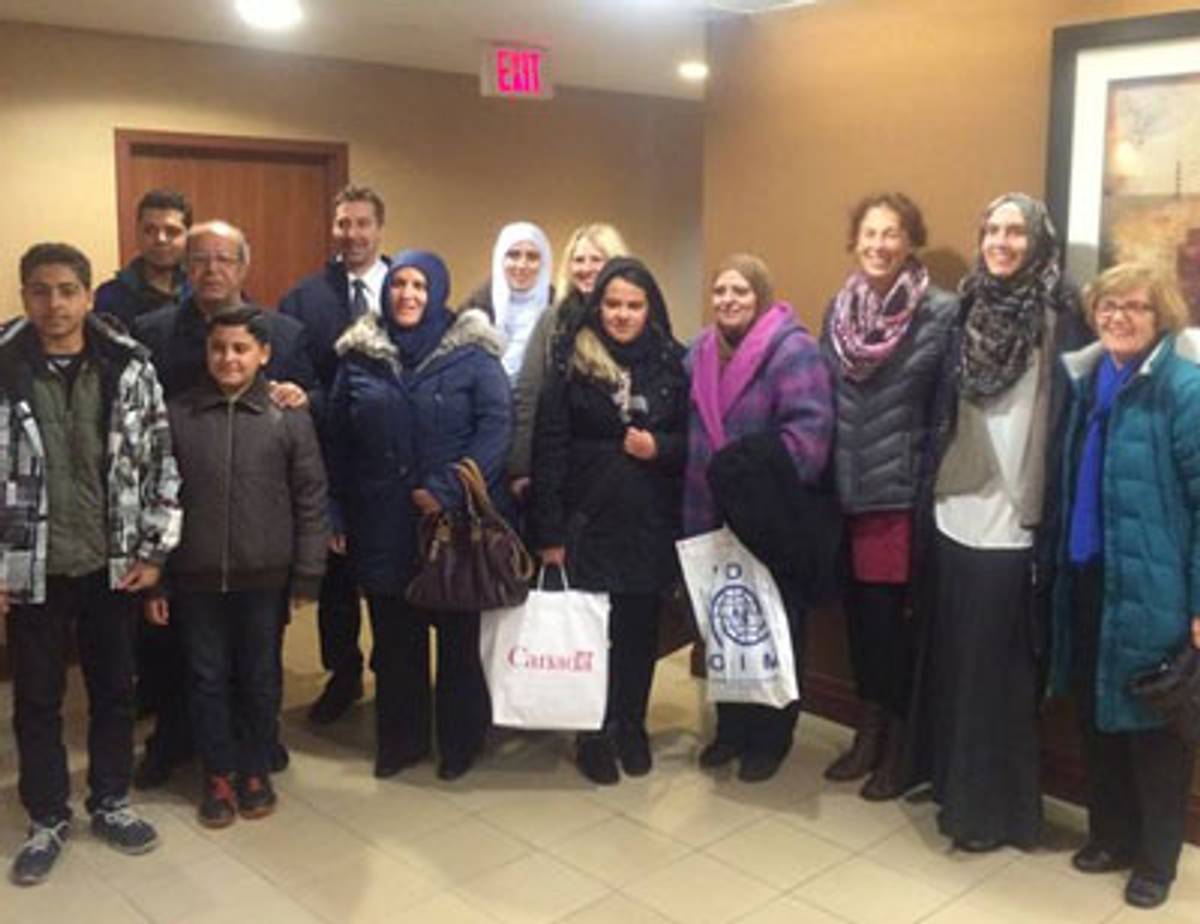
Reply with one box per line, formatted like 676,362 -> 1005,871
460,221 -> 553,381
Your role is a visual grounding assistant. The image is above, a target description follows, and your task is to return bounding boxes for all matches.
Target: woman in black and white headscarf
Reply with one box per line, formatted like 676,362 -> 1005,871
909,192 -> 1089,853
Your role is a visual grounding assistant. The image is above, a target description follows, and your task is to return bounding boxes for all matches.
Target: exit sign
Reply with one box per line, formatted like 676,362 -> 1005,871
481,43 -> 553,100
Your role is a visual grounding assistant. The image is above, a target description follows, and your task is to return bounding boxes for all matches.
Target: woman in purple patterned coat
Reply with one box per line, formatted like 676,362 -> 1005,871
685,254 -> 834,782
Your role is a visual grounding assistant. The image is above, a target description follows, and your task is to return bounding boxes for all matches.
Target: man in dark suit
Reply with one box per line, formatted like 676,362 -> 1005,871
280,185 -> 387,724
132,219 -> 317,787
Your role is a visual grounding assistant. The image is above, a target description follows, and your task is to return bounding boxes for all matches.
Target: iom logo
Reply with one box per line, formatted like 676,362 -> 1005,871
709,563 -> 769,648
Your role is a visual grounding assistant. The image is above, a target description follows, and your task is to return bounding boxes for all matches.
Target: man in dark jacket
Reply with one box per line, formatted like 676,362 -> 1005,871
2,243 -> 181,886
131,219 -> 317,787
146,306 -> 327,828
279,184 -> 387,724
93,189 -> 192,329
135,220 -> 316,402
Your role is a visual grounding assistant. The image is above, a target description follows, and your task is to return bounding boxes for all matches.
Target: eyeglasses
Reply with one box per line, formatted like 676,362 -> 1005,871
188,252 -> 241,268
1095,297 -> 1154,320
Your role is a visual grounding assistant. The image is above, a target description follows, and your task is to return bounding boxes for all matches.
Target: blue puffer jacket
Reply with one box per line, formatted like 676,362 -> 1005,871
1050,331 -> 1200,731
325,307 -> 512,595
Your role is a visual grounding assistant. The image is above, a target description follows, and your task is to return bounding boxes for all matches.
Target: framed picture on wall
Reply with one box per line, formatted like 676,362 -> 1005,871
1045,10 -> 1200,317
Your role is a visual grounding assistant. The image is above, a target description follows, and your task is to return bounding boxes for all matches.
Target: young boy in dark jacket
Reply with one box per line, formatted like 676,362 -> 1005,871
145,306 -> 329,827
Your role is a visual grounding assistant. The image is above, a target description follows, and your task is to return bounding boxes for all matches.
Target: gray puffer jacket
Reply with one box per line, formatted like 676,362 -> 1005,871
821,286 -> 958,514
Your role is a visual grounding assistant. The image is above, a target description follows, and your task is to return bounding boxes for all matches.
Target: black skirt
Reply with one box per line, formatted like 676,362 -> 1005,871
929,530 -> 1042,847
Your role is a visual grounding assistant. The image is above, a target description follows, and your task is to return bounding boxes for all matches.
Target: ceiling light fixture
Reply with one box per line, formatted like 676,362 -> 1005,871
678,60 -> 709,81
236,0 -> 303,32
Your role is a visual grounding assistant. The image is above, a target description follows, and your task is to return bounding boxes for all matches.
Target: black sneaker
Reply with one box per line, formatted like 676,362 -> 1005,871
10,819 -> 70,886
237,775 -> 277,820
90,798 -> 159,855
199,775 -> 237,829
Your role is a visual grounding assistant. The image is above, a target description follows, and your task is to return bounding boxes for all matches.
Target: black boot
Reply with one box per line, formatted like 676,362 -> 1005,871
824,702 -> 885,782
617,727 -> 652,777
860,715 -> 906,801
576,733 -> 619,785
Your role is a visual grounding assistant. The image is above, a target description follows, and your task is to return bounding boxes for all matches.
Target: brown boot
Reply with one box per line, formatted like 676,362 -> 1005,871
860,715 -> 906,801
824,702 -> 885,782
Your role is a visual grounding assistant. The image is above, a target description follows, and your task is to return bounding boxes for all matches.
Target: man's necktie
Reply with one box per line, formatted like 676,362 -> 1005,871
351,278 -> 368,318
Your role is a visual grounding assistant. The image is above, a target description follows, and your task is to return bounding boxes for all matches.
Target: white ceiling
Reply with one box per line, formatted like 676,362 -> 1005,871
0,0 -> 812,100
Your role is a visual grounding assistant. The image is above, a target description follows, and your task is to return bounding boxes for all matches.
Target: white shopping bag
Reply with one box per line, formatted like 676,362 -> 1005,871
676,527 -> 799,708
480,568 -> 610,730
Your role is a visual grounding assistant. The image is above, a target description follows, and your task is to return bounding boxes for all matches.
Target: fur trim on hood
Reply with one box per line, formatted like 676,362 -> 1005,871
335,307 -> 505,371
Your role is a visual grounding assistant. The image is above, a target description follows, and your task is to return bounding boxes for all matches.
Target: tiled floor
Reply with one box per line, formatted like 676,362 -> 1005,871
1,608 -> 1197,924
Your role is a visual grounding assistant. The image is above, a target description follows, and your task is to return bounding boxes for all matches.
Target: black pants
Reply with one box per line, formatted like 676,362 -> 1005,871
137,619 -> 193,763
600,593 -> 660,737
845,580 -> 912,718
366,594 -> 489,765
8,570 -> 136,824
712,572 -> 806,762
317,550 -> 363,680
175,589 -> 282,778
1072,564 -> 1195,883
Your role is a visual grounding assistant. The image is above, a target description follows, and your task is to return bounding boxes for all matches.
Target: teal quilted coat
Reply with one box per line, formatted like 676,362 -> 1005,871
1050,331 -> 1200,732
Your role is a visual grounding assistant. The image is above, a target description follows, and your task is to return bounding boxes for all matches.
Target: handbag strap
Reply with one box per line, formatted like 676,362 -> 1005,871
455,456 -> 536,581
455,458 -> 495,518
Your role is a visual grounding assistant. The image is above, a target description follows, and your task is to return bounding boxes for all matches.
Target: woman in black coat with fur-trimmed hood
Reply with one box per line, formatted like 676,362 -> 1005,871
532,257 -> 688,785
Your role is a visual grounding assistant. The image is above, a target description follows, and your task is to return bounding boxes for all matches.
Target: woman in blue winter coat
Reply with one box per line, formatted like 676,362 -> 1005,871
1050,263 -> 1200,911
326,249 -> 512,782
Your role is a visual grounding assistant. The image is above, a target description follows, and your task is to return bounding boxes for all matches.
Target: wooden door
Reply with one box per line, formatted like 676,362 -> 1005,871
115,129 -> 348,307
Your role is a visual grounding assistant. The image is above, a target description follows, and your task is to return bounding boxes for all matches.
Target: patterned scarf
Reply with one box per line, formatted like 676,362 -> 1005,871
959,193 -> 1062,400
829,256 -> 929,382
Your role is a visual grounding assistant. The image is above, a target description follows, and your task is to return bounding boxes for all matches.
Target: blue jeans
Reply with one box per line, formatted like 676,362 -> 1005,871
174,589 -> 282,777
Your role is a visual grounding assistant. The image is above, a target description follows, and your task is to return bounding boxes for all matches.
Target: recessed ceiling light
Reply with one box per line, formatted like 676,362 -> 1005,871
236,0 -> 303,31
678,60 -> 709,82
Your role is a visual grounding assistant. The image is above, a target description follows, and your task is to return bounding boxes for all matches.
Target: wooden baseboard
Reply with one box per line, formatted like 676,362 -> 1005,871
803,670 -> 1200,846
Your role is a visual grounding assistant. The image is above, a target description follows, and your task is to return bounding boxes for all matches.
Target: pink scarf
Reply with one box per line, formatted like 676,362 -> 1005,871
829,257 -> 929,382
691,303 -> 792,449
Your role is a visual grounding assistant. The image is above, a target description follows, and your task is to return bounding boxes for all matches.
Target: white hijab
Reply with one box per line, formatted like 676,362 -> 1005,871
490,221 -> 552,379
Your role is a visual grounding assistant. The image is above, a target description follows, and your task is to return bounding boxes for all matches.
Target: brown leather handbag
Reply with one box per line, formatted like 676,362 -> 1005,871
405,458 -> 535,613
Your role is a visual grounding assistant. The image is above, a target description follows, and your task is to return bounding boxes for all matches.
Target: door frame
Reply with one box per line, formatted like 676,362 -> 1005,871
113,128 -> 349,265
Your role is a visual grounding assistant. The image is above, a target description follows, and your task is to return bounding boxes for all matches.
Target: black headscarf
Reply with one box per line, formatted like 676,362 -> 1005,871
958,193 -> 1063,399
582,257 -> 677,367
382,249 -> 454,370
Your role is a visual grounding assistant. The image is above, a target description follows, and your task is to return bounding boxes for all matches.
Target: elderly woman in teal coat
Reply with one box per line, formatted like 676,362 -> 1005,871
1050,262 -> 1200,912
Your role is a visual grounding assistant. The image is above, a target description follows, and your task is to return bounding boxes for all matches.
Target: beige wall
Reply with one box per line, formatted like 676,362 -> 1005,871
703,0 -> 1187,331
0,22 -> 704,331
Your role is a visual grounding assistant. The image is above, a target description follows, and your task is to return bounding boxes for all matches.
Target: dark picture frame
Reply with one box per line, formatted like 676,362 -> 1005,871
1044,10 -> 1200,284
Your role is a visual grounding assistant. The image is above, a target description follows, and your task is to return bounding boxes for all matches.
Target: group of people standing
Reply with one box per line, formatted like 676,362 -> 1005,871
2,182 -> 1197,910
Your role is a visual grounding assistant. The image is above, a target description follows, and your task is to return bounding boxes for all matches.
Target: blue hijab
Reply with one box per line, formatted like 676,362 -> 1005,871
382,249 -> 454,370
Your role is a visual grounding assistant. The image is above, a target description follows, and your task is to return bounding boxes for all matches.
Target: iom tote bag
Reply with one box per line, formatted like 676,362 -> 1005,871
676,527 -> 799,708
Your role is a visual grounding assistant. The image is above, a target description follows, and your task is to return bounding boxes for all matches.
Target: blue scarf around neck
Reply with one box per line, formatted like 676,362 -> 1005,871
1068,352 -> 1138,565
